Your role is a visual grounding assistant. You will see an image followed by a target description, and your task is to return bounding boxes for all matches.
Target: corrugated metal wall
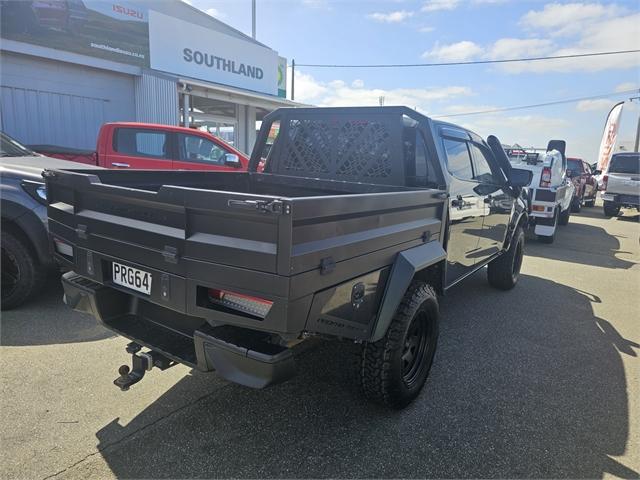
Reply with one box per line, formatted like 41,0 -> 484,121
135,72 -> 178,125
1,86 -> 108,149
0,51 -> 135,149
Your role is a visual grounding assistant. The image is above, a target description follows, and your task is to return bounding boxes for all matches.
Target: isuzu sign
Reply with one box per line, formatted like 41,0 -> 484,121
149,11 -> 279,96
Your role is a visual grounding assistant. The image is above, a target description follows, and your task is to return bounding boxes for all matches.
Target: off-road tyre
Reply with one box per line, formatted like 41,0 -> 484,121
559,206 -> 570,226
487,226 -> 524,290
1,229 -> 47,310
584,194 -> 596,207
603,201 -> 620,217
571,194 -> 582,213
360,282 -> 439,409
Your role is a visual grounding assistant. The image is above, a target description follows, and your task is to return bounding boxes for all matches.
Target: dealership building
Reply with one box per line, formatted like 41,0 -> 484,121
0,0 -> 294,153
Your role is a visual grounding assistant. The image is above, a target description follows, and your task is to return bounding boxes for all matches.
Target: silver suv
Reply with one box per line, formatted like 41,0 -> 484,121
602,152 -> 640,217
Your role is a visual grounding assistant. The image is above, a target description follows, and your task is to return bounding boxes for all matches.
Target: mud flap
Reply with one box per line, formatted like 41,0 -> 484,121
534,224 -> 556,237
369,241 -> 446,342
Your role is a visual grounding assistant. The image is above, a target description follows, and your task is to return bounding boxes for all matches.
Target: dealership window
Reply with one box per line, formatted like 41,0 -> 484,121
114,129 -> 168,159
181,95 -> 237,147
177,133 -> 226,165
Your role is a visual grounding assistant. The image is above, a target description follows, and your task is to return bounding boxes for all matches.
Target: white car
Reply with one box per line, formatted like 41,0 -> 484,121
601,152 -> 640,217
507,140 -> 575,244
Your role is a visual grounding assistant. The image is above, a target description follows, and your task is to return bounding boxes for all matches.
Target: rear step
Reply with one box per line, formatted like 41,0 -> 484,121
62,272 -> 297,389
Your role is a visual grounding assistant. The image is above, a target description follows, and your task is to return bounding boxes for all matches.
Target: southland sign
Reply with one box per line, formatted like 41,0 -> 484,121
149,10 -> 279,96
182,48 -> 265,80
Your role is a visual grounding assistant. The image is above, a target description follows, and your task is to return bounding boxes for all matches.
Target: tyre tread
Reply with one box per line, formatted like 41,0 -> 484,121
360,282 -> 437,408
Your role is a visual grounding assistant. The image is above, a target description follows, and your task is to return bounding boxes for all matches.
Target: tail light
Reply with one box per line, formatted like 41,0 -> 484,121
207,288 -> 273,318
601,174 -> 608,191
540,167 -> 552,188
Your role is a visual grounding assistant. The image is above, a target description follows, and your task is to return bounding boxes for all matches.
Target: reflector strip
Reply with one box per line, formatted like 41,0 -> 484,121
208,289 -> 273,318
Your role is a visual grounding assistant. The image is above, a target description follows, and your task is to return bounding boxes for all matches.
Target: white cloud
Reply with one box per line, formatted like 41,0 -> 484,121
423,41 -> 484,61
455,113 -> 572,150
429,6 -> 640,74
288,71 -> 472,112
418,26 -> 435,33
501,12 -> 640,73
521,2 -> 622,37
576,99 -> 618,112
181,0 -> 193,5
422,0 -> 459,12
290,71 -> 328,102
616,82 -> 639,93
367,10 -> 414,23
487,38 -> 555,59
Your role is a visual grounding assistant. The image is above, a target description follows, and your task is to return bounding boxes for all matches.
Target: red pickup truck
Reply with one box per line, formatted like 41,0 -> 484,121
30,122 -> 249,171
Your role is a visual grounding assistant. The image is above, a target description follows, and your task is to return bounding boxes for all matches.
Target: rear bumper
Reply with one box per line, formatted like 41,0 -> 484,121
602,193 -> 640,207
62,272 -> 296,388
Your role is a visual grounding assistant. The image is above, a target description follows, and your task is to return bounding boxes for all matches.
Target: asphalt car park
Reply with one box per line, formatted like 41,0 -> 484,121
1,204 -> 638,479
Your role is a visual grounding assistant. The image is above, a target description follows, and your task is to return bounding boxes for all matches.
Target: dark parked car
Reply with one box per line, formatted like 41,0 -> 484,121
47,107 -> 532,408
567,157 -> 598,211
0,132 -> 96,309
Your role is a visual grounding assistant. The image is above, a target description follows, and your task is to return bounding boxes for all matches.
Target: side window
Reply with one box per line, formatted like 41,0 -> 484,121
469,143 -> 500,184
258,120 -> 281,172
442,138 -> 473,181
177,134 -> 227,165
410,132 -> 440,187
114,129 -> 168,159
415,134 -> 428,181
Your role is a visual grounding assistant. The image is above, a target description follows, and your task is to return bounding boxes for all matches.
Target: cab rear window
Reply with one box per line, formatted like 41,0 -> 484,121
609,154 -> 640,174
113,128 -> 168,159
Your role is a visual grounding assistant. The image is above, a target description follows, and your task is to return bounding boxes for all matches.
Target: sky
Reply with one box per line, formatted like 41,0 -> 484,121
183,0 -> 639,160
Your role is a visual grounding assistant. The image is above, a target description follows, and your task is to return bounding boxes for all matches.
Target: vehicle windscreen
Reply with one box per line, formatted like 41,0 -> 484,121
609,154 -> 640,174
0,132 -> 35,157
567,159 -> 582,173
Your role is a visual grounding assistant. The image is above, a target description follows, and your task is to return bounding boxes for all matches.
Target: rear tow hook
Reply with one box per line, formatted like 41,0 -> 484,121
114,342 -> 175,391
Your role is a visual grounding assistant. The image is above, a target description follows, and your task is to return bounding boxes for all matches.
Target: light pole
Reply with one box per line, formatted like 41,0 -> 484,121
252,0 -> 256,39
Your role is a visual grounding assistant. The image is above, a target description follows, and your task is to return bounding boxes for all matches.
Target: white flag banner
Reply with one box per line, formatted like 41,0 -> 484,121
597,102 -> 624,173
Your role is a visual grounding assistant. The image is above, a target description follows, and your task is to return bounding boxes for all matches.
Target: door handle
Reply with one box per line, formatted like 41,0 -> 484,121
111,162 -> 130,168
451,195 -> 463,208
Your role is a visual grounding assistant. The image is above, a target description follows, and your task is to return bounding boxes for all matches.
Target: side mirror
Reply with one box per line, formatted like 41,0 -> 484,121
224,153 -> 242,168
509,168 -> 533,188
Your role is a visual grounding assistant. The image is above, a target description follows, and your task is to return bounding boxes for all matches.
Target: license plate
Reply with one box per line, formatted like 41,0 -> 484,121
112,262 -> 152,295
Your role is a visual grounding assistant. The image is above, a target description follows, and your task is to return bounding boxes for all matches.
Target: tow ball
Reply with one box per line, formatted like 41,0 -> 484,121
114,342 -> 175,391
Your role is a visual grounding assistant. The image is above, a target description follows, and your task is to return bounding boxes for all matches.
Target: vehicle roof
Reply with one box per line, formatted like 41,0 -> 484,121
103,122 -> 215,134
567,157 -> 584,161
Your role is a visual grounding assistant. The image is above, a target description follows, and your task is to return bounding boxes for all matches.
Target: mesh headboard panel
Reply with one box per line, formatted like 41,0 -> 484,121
270,111 -> 404,185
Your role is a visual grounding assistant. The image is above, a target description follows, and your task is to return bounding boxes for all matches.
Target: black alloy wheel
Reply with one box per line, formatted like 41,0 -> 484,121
401,311 -> 435,388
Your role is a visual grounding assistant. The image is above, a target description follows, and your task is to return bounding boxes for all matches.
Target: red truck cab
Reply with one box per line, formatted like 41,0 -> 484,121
32,122 -> 249,171
567,157 -> 598,209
